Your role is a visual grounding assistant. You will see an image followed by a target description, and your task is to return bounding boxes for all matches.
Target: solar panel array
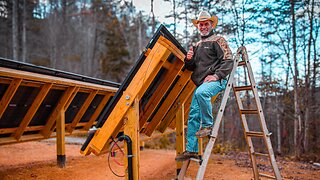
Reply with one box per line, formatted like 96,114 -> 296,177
0,58 -> 119,145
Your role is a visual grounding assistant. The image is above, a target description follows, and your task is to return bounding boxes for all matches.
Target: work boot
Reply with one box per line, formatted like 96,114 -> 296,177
195,126 -> 212,137
175,151 -> 199,162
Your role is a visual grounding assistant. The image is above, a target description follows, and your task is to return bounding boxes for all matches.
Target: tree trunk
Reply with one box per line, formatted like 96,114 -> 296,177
151,0 -> 155,34
276,93 -> 281,154
173,0 -> 176,37
22,0 -> 27,62
303,0 -> 315,153
290,0 -> 301,157
12,0 -> 19,60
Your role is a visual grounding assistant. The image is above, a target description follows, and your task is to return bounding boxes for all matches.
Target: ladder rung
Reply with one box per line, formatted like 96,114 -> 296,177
246,131 -> 264,137
238,61 -> 246,66
240,109 -> 259,114
190,157 -> 202,163
234,85 -> 253,91
254,152 -> 269,157
259,173 -> 276,179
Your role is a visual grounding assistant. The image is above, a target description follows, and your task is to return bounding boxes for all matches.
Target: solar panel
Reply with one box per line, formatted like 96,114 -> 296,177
0,57 -> 119,145
81,25 -> 195,156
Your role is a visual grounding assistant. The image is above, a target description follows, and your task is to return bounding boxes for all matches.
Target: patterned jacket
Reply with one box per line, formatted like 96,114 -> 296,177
185,32 -> 233,86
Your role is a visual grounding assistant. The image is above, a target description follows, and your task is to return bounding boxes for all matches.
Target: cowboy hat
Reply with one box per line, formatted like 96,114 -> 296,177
191,11 -> 218,28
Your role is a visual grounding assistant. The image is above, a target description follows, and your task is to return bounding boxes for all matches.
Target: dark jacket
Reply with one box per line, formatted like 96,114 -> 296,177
185,33 -> 234,86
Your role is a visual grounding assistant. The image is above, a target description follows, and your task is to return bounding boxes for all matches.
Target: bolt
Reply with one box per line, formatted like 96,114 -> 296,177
125,95 -> 130,100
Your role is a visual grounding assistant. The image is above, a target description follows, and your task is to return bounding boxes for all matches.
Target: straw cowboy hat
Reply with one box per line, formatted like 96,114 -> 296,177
192,11 -> 218,28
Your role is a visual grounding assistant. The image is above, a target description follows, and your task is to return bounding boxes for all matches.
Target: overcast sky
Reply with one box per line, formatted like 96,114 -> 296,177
132,0 -> 172,24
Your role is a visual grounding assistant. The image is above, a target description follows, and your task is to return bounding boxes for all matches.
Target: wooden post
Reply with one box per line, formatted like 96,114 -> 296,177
124,98 -> 140,180
175,103 -> 185,175
56,110 -> 66,168
198,138 -> 203,156
140,141 -> 145,151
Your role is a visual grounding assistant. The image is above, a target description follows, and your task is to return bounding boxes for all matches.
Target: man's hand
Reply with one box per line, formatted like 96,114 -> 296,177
204,74 -> 219,82
186,46 -> 194,60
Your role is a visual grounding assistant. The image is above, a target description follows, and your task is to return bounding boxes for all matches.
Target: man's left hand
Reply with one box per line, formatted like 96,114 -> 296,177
204,75 -> 219,82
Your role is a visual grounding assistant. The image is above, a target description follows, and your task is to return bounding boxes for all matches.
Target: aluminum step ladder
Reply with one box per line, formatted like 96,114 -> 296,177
177,46 -> 282,180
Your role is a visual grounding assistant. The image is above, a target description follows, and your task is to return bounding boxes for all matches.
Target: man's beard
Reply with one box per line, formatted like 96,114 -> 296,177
200,29 -> 212,36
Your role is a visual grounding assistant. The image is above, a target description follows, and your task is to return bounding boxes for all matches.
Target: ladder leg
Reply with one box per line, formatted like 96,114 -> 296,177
234,46 -> 282,180
196,56 -> 239,180
177,159 -> 191,180
234,91 -> 260,179
196,137 -> 216,180
265,136 -> 282,179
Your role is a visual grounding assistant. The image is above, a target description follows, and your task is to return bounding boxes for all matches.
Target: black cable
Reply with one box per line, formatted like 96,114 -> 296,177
107,137 -> 125,178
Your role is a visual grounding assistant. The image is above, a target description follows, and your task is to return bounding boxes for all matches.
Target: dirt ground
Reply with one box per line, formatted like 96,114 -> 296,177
0,140 -> 319,180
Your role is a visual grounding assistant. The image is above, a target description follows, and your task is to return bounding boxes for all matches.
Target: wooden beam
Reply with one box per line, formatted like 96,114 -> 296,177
143,72 -> 193,136
158,36 -> 185,60
0,127 -> 16,134
82,41 -> 171,155
64,87 -> 80,110
13,83 -> 53,140
0,126 -> 44,134
67,90 -> 98,133
83,93 -> 112,130
124,98 -> 140,180
139,59 -> 183,129
0,67 -> 118,93
176,103 -> 185,173
0,78 -> 22,119
56,110 -> 66,168
41,86 -> 77,138
159,87 -> 194,132
0,134 -> 43,145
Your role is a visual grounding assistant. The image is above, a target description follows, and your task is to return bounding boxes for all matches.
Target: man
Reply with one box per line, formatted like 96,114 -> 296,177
175,11 -> 233,161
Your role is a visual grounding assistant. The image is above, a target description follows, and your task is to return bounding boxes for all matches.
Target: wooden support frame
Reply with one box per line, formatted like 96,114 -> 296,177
143,72 -> 193,136
139,58 -> 184,130
157,80 -> 195,133
0,67 -> 118,92
83,93 -> 113,130
67,90 -> 98,133
41,86 -> 77,138
13,83 -> 53,140
82,38 -> 174,155
0,65 -> 118,148
124,98 -> 140,180
0,78 -> 22,119
56,109 -> 66,168
175,103 -> 185,175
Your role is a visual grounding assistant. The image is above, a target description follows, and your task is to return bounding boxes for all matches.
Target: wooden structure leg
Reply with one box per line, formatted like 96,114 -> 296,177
124,98 -> 140,180
56,110 -> 66,168
198,138 -> 203,156
176,103 -> 185,175
140,141 -> 145,151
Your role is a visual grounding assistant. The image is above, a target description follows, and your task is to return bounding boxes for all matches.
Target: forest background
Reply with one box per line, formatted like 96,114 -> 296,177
0,0 -> 319,161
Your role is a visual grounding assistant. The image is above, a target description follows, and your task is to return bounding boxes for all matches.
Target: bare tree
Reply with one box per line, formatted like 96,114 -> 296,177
12,0 -> 18,60
290,0 -> 302,157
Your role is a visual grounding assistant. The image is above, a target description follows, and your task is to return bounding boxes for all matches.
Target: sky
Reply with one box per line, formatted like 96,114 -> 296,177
132,0 -> 172,24
131,0 -> 265,78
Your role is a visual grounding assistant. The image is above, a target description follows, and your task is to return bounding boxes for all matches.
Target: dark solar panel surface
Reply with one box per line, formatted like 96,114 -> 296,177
96,24 -> 187,128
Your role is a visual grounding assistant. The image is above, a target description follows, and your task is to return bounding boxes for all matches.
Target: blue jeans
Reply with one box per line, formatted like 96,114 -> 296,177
186,80 -> 227,153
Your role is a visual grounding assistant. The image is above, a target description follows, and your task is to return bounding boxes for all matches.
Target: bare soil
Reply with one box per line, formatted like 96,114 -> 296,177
0,140 -> 319,180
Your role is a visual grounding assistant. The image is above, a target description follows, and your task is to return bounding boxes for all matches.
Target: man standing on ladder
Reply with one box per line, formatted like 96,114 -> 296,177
175,10 -> 233,161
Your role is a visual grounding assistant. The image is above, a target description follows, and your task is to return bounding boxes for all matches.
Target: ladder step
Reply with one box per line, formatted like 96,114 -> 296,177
246,131 -> 264,137
190,157 -> 202,163
238,61 -> 246,66
253,152 -> 269,157
259,173 -> 276,179
240,109 -> 259,114
234,85 -> 253,91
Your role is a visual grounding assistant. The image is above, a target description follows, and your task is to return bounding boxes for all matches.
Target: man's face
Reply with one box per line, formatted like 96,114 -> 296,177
197,20 -> 213,36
